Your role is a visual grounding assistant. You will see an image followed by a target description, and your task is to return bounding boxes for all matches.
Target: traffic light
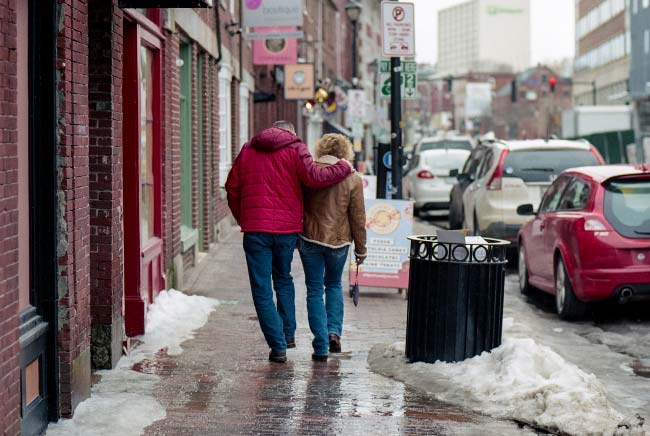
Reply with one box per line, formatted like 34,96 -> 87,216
510,80 -> 517,103
549,76 -> 557,93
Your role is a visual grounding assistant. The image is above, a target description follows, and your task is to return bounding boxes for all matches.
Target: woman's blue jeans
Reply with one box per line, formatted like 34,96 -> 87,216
298,238 -> 348,355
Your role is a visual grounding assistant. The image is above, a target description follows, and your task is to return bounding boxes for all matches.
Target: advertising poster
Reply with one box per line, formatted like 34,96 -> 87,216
353,199 -> 413,289
361,175 -> 377,199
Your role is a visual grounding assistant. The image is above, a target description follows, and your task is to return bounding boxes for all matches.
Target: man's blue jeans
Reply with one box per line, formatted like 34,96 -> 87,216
298,238 -> 348,355
243,232 -> 298,353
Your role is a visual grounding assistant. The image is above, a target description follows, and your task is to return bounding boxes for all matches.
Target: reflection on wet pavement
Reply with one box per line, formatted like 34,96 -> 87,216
143,233 -> 533,436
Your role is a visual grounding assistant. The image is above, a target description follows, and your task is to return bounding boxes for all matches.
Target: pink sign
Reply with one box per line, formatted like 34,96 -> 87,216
253,27 -> 298,65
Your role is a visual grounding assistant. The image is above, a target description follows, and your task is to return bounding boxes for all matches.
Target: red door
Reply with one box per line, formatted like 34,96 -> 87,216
123,11 -> 166,336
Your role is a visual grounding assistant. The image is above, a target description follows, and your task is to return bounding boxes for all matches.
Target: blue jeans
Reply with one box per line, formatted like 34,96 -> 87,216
243,232 -> 298,353
298,238 -> 349,355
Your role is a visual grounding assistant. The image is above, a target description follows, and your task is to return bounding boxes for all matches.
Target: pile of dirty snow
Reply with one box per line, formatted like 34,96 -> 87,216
47,289 -> 219,436
369,339 -> 644,436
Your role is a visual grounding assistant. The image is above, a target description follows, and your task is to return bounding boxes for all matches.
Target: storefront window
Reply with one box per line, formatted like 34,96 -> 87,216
140,46 -> 155,245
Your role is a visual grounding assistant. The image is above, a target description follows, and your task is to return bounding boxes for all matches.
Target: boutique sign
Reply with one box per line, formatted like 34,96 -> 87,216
243,0 -> 304,28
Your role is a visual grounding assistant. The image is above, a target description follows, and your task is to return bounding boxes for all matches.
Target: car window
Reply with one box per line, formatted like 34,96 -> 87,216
539,176 -> 571,213
423,151 -> 470,170
603,178 -> 650,239
419,140 -> 472,152
462,147 -> 485,177
502,149 -> 600,183
477,149 -> 495,179
558,177 -> 591,210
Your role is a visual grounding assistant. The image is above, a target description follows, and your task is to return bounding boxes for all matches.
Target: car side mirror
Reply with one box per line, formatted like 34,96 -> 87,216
516,204 -> 535,216
449,168 -> 459,177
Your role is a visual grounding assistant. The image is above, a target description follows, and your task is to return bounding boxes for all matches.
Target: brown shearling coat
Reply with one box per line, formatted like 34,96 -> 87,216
300,155 -> 367,257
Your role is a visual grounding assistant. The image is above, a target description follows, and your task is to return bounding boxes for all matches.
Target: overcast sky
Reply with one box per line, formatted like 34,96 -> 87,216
411,0 -> 575,66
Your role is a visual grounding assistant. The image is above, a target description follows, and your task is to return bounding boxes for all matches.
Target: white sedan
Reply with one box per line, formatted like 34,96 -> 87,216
405,148 -> 471,217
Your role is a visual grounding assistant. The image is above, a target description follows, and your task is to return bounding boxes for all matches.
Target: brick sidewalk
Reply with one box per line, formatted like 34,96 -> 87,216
143,232 -> 534,436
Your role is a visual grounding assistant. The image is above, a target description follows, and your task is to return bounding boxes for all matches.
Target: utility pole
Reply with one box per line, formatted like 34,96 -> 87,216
390,53 -> 403,199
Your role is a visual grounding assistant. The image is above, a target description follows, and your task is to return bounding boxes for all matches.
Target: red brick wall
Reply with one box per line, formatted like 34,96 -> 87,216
87,0 -> 123,369
200,54 -> 213,250
0,0 -> 21,433
162,30 -> 181,277
56,0 -> 92,417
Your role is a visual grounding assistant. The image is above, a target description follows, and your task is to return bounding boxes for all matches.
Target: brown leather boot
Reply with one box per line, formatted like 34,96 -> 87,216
328,333 -> 341,353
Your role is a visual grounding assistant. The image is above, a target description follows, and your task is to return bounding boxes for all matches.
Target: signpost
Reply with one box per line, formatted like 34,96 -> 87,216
381,1 -> 414,200
379,60 -> 417,99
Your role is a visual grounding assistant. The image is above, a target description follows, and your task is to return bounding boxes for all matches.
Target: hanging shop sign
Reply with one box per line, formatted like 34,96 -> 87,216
379,60 -> 417,99
284,64 -> 314,100
253,27 -> 298,65
243,0 -> 304,28
118,0 -> 212,7
381,1 -> 415,57
346,89 -> 366,127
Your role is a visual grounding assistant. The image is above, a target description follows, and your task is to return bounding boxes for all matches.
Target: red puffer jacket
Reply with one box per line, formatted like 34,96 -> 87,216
225,127 -> 352,234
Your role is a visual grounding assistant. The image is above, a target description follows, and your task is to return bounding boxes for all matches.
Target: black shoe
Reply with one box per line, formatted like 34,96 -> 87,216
269,350 -> 287,363
286,338 -> 296,349
329,333 -> 341,353
312,353 -> 328,362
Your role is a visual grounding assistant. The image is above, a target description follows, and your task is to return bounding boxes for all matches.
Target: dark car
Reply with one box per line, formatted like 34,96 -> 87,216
448,144 -> 489,229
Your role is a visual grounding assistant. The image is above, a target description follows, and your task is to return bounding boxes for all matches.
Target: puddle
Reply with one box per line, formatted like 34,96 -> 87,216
184,373 -> 218,411
131,348 -> 178,375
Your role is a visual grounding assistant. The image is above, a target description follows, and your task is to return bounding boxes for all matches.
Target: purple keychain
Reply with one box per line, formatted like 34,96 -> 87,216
352,263 -> 360,306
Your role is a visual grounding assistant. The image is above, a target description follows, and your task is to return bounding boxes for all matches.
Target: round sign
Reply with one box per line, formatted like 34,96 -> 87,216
392,6 -> 405,21
383,151 -> 391,169
293,70 -> 305,85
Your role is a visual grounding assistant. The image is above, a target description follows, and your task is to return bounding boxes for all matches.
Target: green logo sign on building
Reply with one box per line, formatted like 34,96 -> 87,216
486,5 -> 524,15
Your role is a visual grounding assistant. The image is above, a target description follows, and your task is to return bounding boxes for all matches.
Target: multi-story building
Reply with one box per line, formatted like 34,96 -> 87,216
438,0 -> 531,75
492,66 -> 573,139
629,0 -> 650,161
573,0 -> 630,105
0,2 -> 253,435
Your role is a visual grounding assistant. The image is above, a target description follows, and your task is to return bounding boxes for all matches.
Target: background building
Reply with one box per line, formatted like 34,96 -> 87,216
438,0 -> 531,75
629,0 -> 650,162
573,0 -> 630,105
492,66 -> 573,139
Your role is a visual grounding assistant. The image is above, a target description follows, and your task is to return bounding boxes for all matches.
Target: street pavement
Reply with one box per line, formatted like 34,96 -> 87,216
142,229 -> 536,436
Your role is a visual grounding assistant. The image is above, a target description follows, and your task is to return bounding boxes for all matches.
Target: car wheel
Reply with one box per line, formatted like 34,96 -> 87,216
555,257 -> 588,320
449,207 -> 463,230
518,244 -> 532,296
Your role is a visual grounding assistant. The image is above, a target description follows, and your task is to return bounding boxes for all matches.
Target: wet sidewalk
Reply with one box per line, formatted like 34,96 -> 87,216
143,232 -> 535,436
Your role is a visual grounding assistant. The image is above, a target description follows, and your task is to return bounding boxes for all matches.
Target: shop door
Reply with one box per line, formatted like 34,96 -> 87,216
123,13 -> 165,336
19,0 -> 59,434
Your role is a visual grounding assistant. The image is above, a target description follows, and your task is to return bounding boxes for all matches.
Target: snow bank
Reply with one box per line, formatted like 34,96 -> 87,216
47,289 -> 219,436
369,339 -> 643,436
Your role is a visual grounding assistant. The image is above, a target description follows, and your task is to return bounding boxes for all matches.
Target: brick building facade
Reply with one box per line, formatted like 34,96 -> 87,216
0,2 -> 253,435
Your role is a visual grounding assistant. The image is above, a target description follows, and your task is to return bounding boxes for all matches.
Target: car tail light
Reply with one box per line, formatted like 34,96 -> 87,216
417,170 -> 435,179
589,146 -> 606,164
584,218 -> 607,231
486,149 -> 510,190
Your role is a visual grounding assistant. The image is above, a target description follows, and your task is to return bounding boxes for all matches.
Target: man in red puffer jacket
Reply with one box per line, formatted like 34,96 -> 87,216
226,121 -> 352,363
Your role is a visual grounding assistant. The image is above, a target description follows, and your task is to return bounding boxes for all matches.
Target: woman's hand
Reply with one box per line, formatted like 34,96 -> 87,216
355,256 -> 365,266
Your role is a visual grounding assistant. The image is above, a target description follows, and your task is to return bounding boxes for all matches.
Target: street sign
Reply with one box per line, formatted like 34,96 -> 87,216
379,60 -> 417,100
381,1 -> 415,57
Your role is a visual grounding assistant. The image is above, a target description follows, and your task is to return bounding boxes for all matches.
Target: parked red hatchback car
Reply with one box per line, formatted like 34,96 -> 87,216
516,165 -> 650,319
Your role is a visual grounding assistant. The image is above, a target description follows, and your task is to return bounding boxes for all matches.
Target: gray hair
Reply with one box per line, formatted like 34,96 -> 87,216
273,120 -> 296,133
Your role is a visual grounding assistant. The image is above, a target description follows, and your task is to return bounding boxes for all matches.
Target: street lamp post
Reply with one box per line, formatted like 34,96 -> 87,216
345,0 -> 362,169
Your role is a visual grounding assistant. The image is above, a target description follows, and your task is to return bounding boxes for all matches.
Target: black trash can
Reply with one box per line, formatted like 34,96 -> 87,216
405,235 -> 510,363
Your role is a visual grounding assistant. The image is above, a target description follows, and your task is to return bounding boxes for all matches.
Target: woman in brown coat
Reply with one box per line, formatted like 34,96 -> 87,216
299,134 -> 367,361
